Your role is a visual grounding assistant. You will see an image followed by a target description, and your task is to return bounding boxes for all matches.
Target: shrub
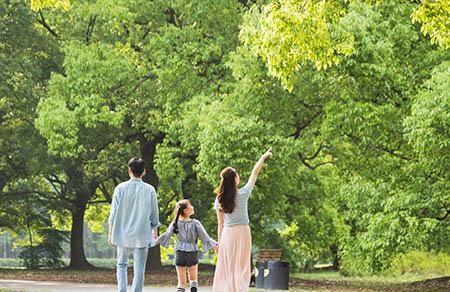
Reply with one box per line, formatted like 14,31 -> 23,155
18,229 -> 65,269
389,250 -> 450,276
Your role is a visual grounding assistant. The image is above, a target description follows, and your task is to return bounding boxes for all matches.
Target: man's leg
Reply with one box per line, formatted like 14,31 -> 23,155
117,246 -> 130,292
131,247 -> 149,292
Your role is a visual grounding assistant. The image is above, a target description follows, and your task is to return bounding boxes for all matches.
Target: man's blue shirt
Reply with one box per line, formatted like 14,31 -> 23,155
108,178 -> 160,248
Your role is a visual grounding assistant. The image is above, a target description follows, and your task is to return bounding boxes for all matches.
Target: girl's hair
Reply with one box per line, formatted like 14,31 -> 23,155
172,199 -> 190,234
215,167 -> 238,213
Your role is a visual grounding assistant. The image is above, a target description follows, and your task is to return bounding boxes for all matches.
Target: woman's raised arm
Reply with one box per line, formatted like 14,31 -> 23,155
246,148 -> 273,187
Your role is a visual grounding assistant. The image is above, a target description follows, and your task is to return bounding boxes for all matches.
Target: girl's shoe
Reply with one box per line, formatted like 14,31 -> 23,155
190,280 -> 198,292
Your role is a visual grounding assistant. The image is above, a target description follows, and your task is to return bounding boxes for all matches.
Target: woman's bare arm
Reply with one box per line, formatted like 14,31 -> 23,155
217,209 -> 224,244
246,148 -> 273,187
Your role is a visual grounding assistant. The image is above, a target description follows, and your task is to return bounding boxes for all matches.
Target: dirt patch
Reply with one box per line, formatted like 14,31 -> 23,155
289,276 -> 450,291
0,267 -> 212,286
401,277 -> 450,292
0,268 -> 448,291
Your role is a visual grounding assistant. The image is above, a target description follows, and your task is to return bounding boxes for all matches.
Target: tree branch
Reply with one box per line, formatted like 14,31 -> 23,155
375,145 -> 412,161
291,110 -> 322,139
130,73 -> 157,94
99,182 -> 112,203
435,209 -> 450,221
86,200 -> 110,205
37,10 -> 59,38
299,142 -> 334,170
86,15 -> 97,46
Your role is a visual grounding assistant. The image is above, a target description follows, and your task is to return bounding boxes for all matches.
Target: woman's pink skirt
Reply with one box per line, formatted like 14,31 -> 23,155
213,225 -> 251,292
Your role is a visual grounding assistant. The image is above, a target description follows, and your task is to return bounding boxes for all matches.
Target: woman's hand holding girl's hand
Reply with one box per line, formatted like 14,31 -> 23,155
214,244 -> 219,253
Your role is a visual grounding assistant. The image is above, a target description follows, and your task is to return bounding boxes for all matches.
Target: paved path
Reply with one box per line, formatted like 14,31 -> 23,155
0,280 -> 213,292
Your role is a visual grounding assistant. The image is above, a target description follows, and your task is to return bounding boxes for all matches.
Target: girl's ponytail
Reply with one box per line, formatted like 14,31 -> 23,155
172,199 -> 190,234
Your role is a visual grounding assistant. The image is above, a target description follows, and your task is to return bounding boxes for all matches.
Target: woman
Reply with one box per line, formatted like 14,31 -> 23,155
213,148 -> 273,292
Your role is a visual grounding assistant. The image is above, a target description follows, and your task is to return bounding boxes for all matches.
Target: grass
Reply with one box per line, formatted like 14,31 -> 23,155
0,258 -> 22,269
288,270 -> 450,291
0,258 -> 117,269
293,270 -> 447,283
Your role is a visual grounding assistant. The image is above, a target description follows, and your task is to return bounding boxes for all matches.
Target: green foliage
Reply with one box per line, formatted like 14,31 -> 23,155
85,204 -> 110,233
1,0 -> 448,275
240,0 -> 354,91
31,0 -> 71,11
0,258 -> 24,268
241,0 -> 449,91
35,41 -> 135,158
405,61 -> 450,178
411,1 -> 450,48
389,250 -> 450,276
19,229 -> 65,269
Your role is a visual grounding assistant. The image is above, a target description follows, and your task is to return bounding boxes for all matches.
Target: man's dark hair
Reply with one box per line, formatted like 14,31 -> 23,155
128,157 -> 146,177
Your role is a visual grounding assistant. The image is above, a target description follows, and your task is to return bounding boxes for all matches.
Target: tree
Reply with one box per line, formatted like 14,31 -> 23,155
34,0 -> 243,269
0,0 -> 67,267
314,1 -> 449,273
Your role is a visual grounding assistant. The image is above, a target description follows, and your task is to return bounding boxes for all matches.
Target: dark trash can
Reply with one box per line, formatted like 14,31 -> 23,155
264,261 -> 289,290
255,261 -> 266,288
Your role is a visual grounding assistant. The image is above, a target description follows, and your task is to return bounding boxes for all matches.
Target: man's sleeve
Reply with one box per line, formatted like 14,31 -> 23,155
150,188 -> 160,229
108,186 -> 120,225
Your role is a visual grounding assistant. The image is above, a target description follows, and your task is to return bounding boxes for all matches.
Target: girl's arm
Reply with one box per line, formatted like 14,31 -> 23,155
246,148 -> 273,188
156,222 -> 174,247
195,220 -> 218,251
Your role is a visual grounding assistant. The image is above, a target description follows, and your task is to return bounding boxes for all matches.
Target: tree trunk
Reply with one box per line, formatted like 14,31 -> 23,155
141,138 -> 162,187
140,134 -> 164,271
69,201 -> 91,268
330,243 -> 340,271
146,245 -> 162,271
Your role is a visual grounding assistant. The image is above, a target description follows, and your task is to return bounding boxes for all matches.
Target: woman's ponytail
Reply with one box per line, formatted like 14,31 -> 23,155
215,167 -> 238,213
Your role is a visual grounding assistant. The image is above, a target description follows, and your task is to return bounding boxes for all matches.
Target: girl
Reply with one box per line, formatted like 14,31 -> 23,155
213,148 -> 272,292
157,199 -> 218,292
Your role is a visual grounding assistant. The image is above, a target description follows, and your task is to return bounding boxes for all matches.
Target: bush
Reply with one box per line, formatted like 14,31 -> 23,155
389,250 -> 450,276
18,229 -> 65,269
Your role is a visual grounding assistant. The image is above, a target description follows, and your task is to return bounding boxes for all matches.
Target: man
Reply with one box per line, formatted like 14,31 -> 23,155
108,157 -> 160,292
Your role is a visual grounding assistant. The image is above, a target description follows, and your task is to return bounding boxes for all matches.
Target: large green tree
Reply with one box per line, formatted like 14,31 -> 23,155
0,0 -> 67,267
315,1 -> 449,273
34,0 -> 243,268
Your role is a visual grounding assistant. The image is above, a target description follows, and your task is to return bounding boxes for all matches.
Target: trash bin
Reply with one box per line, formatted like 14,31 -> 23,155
264,261 -> 289,290
255,261 -> 266,288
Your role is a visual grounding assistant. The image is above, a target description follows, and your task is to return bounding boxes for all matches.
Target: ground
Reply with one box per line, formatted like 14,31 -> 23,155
0,265 -> 448,291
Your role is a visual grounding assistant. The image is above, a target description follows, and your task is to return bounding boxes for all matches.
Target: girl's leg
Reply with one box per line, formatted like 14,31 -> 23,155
187,265 -> 198,292
176,265 -> 187,291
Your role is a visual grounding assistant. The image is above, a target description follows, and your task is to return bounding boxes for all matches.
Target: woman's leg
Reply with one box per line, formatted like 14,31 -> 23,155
213,228 -> 230,292
236,226 -> 252,291
176,265 -> 187,291
187,264 -> 198,292
213,225 -> 251,292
